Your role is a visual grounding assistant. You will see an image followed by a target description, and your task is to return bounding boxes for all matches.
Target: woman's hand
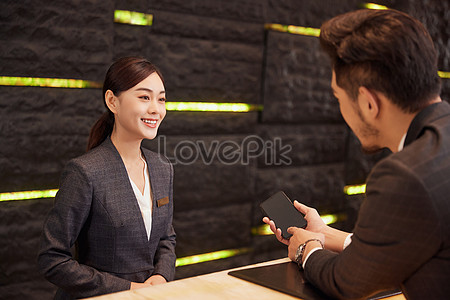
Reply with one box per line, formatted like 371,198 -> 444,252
130,282 -> 151,290
130,275 -> 167,290
145,274 -> 167,286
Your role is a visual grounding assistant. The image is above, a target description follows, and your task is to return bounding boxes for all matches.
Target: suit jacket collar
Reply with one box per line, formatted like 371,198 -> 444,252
405,101 -> 450,148
100,137 -> 153,241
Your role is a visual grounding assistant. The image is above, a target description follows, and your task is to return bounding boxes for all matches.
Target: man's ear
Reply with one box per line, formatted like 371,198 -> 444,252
358,86 -> 380,120
104,90 -> 118,114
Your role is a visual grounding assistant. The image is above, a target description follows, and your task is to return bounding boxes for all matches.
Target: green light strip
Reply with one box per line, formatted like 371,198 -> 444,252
361,3 -> 389,10
2,72 -> 445,90
320,214 -> 339,225
251,225 -> 273,236
265,23 -> 320,37
252,214 -> 340,236
344,184 -> 366,196
166,102 -> 262,112
0,76 -> 102,88
0,78 -> 262,112
438,71 -> 450,79
114,10 -> 153,26
175,248 -> 251,267
0,189 -> 58,202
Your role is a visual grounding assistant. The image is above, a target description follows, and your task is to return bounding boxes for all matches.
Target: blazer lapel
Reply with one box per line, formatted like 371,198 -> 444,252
141,148 -> 171,244
143,150 -> 159,244
103,138 -> 149,242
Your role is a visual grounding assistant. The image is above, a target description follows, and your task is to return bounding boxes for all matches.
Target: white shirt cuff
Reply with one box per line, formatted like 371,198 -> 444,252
302,247 -> 322,269
343,233 -> 353,249
302,234 -> 353,268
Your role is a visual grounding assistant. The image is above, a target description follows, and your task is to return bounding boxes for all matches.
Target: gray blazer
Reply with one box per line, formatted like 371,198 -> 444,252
38,137 -> 176,299
304,101 -> 450,299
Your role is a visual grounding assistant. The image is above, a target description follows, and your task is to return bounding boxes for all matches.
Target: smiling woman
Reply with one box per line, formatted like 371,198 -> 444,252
37,57 -> 176,299
105,72 -> 166,147
87,57 -> 166,151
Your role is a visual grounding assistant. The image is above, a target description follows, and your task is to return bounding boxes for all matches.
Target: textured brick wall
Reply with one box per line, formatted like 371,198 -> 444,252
0,0 -> 449,299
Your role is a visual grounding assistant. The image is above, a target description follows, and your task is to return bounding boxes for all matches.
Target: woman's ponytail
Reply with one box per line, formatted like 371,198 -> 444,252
86,110 -> 114,151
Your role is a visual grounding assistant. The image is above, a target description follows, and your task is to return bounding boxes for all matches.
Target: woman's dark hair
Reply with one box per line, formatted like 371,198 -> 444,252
319,9 -> 441,113
87,56 -> 164,151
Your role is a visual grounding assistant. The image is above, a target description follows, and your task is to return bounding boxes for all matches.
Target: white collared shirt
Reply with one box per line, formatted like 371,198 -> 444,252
302,233 -> 353,268
398,133 -> 407,152
128,154 -> 152,240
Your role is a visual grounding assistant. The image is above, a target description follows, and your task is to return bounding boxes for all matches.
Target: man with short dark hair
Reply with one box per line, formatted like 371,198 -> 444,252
264,9 -> 450,299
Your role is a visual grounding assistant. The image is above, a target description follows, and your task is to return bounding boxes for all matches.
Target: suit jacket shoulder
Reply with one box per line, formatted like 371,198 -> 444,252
304,102 -> 450,299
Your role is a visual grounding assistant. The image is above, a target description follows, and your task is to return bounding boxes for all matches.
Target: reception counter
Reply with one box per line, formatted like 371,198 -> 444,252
85,258 -> 405,300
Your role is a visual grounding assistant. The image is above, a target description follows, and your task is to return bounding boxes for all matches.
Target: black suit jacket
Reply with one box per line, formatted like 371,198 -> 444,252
304,102 -> 450,299
38,137 -> 176,299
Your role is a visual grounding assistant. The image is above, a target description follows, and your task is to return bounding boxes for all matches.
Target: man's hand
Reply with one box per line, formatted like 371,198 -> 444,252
263,200 -> 350,253
287,227 -> 325,262
293,201 -> 327,234
292,201 -> 351,252
262,217 -> 289,245
262,200 -> 327,244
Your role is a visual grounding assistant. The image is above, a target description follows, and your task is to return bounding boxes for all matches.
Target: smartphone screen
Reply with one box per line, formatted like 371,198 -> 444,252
260,191 -> 307,239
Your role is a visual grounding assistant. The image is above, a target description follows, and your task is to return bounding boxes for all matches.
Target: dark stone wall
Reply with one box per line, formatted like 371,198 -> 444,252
0,0 -> 449,299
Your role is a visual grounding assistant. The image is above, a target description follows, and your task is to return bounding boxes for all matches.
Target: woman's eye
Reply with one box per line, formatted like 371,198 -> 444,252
140,96 -> 150,100
159,98 -> 166,102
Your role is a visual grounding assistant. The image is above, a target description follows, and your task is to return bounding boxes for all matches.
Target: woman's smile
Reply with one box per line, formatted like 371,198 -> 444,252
141,118 -> 159,128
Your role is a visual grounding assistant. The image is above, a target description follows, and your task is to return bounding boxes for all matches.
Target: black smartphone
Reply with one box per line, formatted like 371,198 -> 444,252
260,191 -> 307,239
